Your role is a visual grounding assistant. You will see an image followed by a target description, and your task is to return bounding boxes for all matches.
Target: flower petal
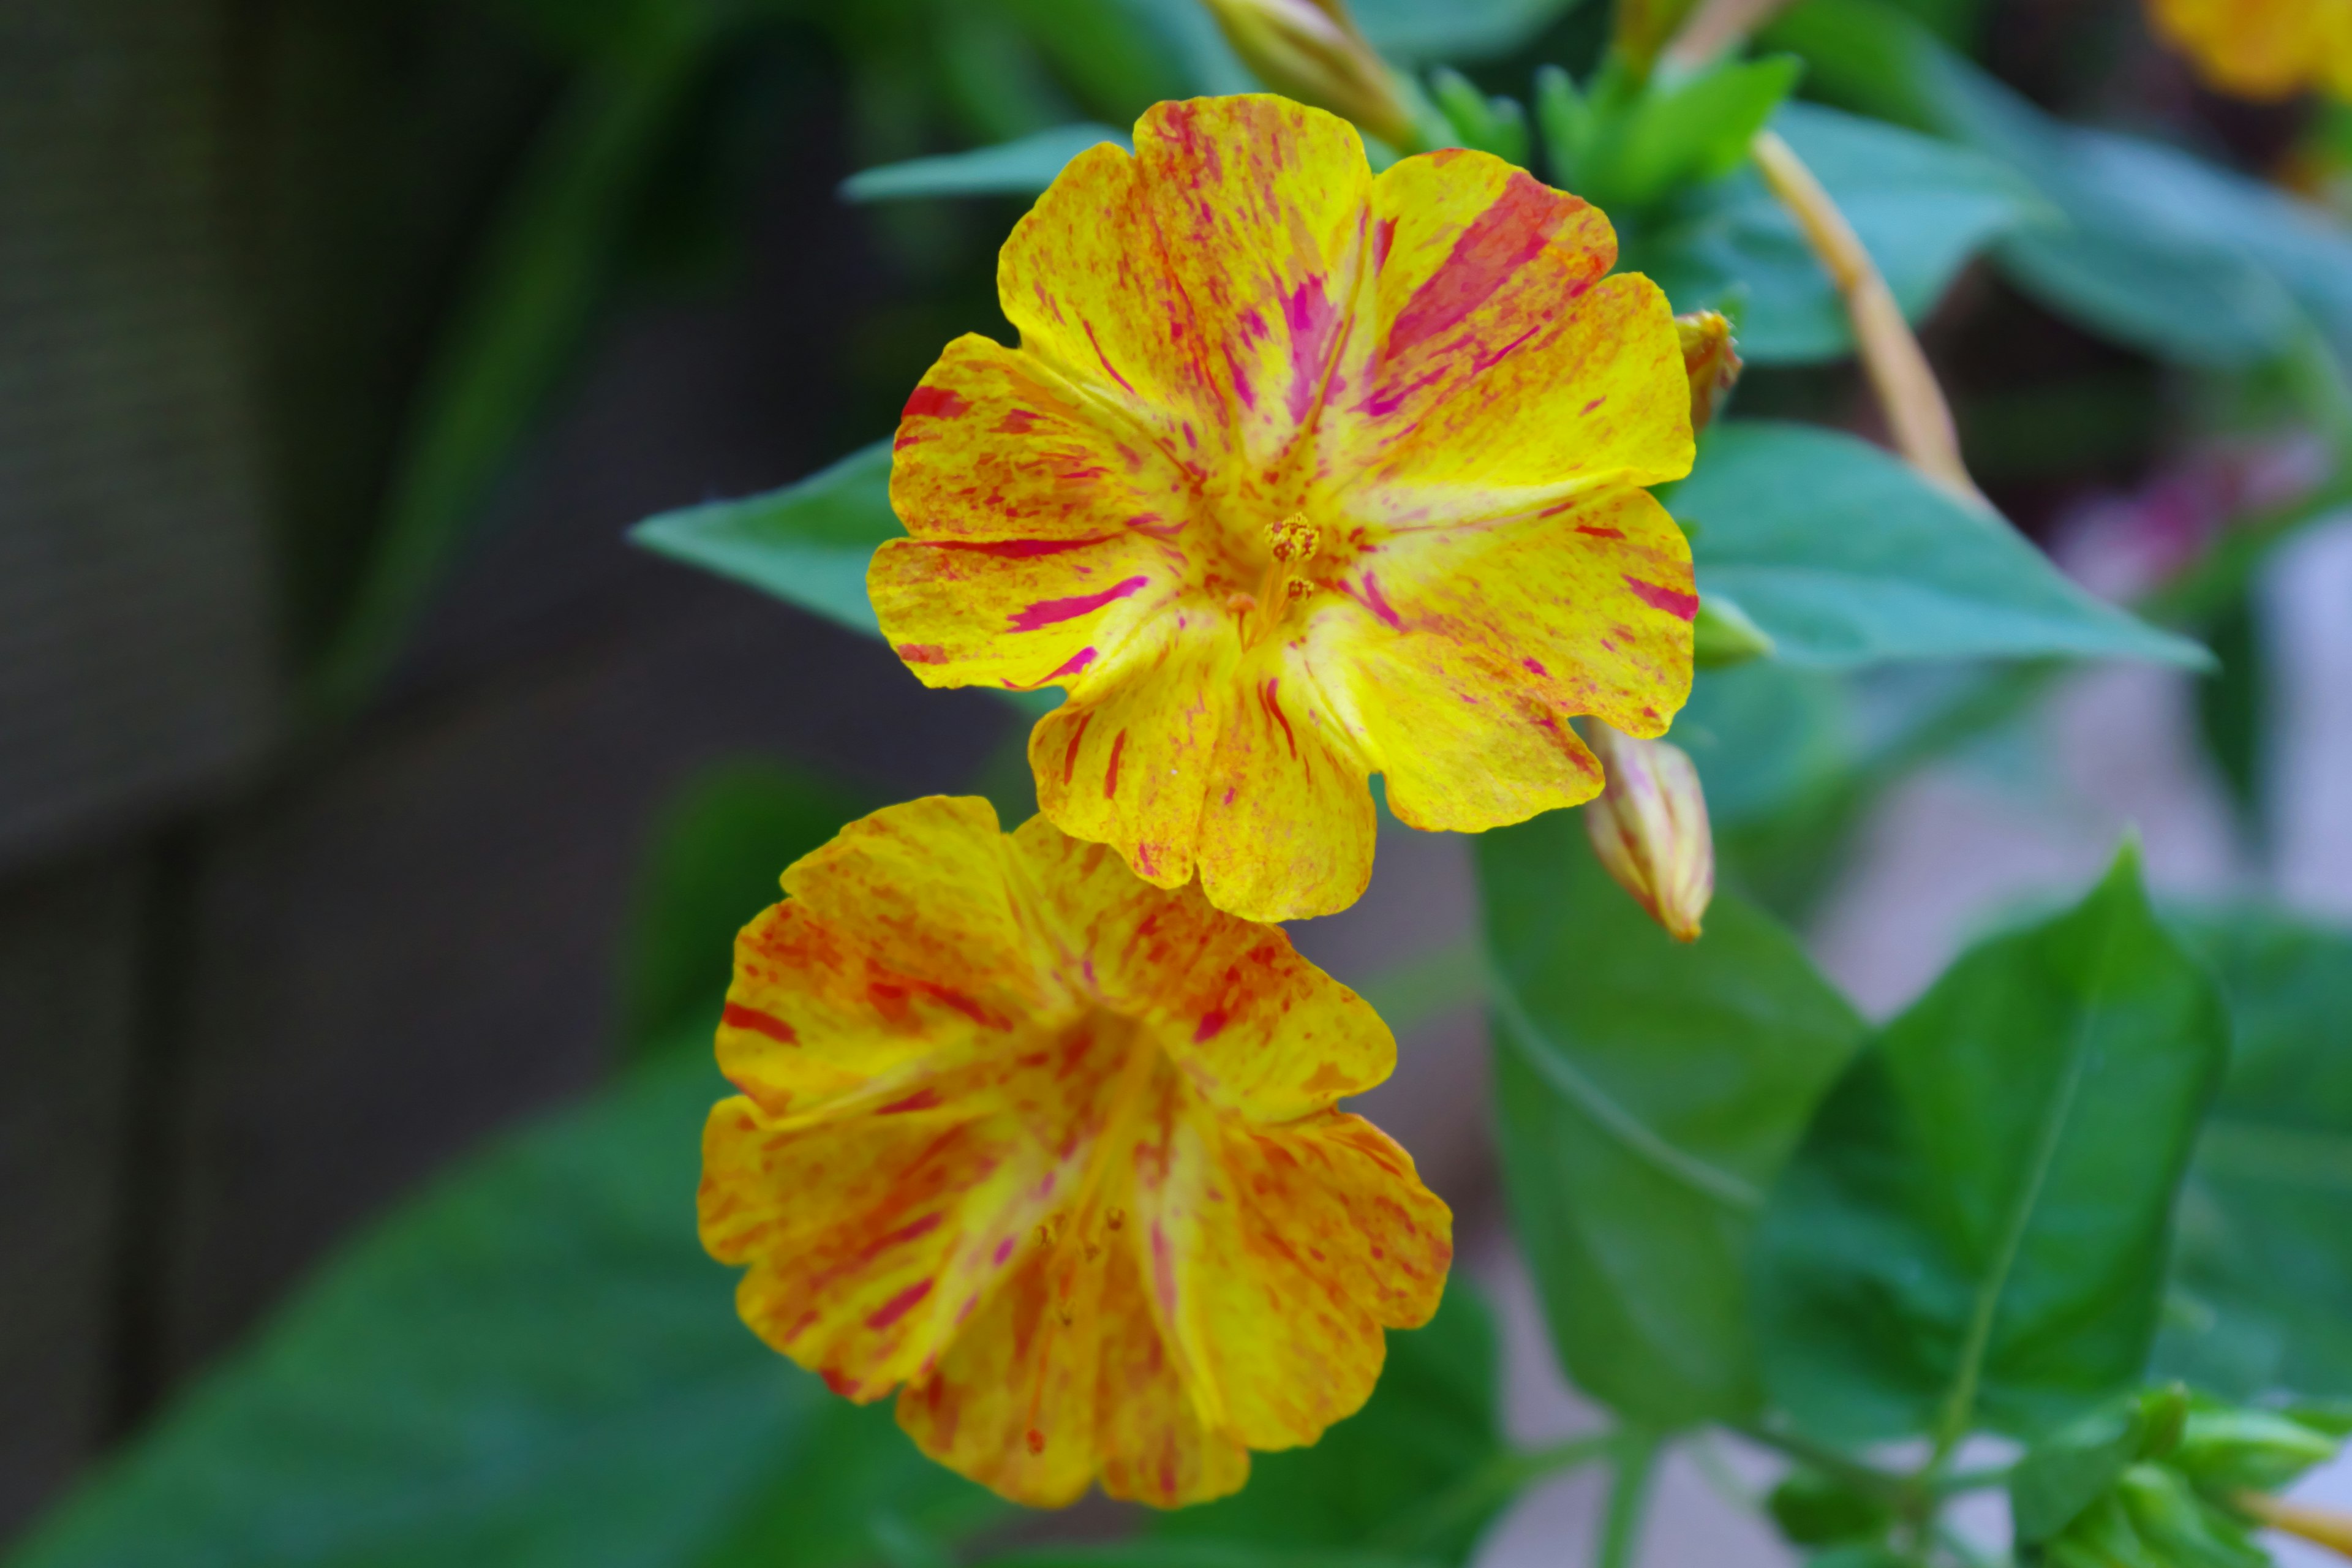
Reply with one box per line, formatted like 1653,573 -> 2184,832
1318,486 -> 1695,832
1011,815 -> 1394,1118
1026,625 -> 1238,891
1140,1106 -> 1452,1449
1129,97 -> 1376,476
1322,164 -> 1692,528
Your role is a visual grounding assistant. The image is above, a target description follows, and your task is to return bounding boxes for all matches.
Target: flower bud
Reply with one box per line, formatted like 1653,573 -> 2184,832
1693,592 -> 1774,668
1676,309 -> 1743,434
1583,722 -> 1714,942
1198,0 -> 1422,151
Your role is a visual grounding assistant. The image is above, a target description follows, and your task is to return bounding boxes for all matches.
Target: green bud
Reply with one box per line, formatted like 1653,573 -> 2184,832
2137,1384 -> 2190,1461
2175,1405 -> 2341,1494
1693,592 -> 1773,668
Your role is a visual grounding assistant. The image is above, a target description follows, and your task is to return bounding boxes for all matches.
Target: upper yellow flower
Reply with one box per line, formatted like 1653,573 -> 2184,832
2149,0 -> 2352,99
870,95 -> 1697,922
697,796 -> 1452,1509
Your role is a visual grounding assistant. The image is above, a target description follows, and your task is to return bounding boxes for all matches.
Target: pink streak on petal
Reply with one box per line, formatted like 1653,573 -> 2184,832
1008,576 -> 1147,631
1625,577 -> 1699,620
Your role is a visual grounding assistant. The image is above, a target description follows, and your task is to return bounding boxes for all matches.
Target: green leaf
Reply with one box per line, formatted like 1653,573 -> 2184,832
1351,0 -> 1589,62
995,0 -> 1202,121
8,1048 -> 1005,1568
1479,812 -> 1865,1428
1640,100 -> 2045,364
2009,1393 -> 2152,1544
1152,1285 -> 1507,1564
1752,846 -> 2231,1444
1767,0 -> 2352,367
1664,422 -> 2210,669
1428,70 -> 1530,166
1589,56 -> 1804,213
631,440 -> 899,638
840,124 -> 1128,203
619,761 -> 870,1058
2158,911 -> 2352,1401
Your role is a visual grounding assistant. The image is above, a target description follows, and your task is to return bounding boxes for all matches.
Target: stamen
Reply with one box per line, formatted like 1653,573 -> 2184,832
1265,513 -> 1320,564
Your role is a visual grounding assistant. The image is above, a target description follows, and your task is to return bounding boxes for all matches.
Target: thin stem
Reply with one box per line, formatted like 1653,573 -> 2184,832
1749,129 -> 1988,511
1369,1433 -> 1616,1556
1597,1433 -> 1664,1568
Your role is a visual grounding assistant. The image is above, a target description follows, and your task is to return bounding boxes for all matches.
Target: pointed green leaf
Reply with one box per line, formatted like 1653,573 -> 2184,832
1754,846 -> 2230,1442
1665,422 -> 2210,668
1479,811 -> 1865,1428
631,440 -> 898,637
840,124 -> 1128,204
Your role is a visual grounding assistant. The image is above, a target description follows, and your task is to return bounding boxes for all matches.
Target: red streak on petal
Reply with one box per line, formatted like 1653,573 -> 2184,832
1193,1009 -> 1228,1043
1062,711 -> 1095,786
1625,577 -> 1699,620
933,534 -> 1107,558
721,1002 -> 797,1044
896,643 -> 948,665
1083,320 -> 1139,398
1104,729 -> 1128,797
1259,679 -> 1298,760
994,409 -> 1042,434
902,385 -> 970,421
1575,525 -> 1625,540
1385,173 -> 1564,361
1008,576 -> 1147,631
993,1236 -> 1016,1266
1522,657 -> 1549,677
878,1087 -> 943,1114
1581,396 -> 1607,415
1006,646 -> 1096,690
1281,273 -> 1340,426
821,1368 -> 856,1396
865,1278 -> 933,1331
1345,571 -> 1403,630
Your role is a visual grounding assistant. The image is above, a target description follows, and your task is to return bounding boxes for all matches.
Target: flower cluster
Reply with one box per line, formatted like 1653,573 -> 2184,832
702,94 -> 1705,1507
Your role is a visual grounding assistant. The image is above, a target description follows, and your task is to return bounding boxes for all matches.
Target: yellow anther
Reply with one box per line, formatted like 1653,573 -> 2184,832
1286,576 -> 1316,600
1265,513 -> 1320,564
1106,1207 -> 1125,1231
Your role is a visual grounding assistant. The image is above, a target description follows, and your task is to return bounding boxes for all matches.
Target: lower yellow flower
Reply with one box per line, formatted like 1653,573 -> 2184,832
2149,0 -> 2352,100
697,796 -> 1453,1508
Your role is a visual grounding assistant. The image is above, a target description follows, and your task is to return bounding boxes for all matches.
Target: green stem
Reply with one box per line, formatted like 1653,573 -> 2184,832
1370,1433 -> 1616,1556
1597,1433 -> 1663,1568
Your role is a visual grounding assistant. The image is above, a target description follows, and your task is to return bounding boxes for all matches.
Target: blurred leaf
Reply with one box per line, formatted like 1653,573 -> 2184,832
1479,813 -> 1864,1428
1583,56 -> 1804,213
1639,100 -> 2045,364
842,123 -> 1128,203
1428,70 -> 1531,165
1351,0 -> 1589,62
996,0 -> 1200,120
2008,1393 -> 2151,1545
2194,589 -> 2269,832
1665,422 -> 2210,668
7,1047 -> 1005,1568
1768,0 -> 2352,367
620,761 -> 870,1059
2158,911 -> 2352,1401
312,21 -> 716,717
1673,662 -> 1854,827
631,440 -> 899,637
1753,846 -> 2230,1444
1153,1284 -> 1508,1564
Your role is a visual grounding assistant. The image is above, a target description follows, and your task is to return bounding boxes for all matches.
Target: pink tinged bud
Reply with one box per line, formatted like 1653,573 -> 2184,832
1198,0 -> 1421,152
1675,309 -> 1743,434
1582,722 -> 1714,943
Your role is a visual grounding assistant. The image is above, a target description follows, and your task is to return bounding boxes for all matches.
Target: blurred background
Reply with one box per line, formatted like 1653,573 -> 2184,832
2,0 -> 2348,1562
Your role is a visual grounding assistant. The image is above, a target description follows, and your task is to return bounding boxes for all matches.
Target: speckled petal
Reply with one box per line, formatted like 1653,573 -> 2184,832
1317,486 -> 1695,832
1011,814 -> 1394,1119
1317,160 -> 1691,529
1137,1103 -> 1452,1450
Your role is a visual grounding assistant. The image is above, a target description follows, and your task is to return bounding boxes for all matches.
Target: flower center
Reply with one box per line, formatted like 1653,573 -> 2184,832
1229,512 -> 1324,649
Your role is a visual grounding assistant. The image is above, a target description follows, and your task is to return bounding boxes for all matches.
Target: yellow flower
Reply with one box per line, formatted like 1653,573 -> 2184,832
2149,0 -> 2352,100
871,95 -> 1697,922
697,796 -> 1452,1509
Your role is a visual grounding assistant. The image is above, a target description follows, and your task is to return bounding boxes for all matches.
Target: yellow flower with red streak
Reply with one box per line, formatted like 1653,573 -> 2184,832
870,95 -> 1697,922
697,796 -> 1452,1508
2149,0 -> 2352,100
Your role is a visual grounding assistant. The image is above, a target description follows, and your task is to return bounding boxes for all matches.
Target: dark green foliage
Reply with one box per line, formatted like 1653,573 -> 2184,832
1754,846 -> 2230,1443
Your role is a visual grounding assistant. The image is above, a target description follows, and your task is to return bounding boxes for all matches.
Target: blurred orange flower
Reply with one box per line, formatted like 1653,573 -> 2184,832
870,94 -> 1696,922
697,796 -> 1452,1508
2149,0 -> 2352,100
